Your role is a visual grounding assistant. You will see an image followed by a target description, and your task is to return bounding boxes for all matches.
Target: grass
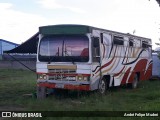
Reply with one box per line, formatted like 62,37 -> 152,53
0,69 -> 160,120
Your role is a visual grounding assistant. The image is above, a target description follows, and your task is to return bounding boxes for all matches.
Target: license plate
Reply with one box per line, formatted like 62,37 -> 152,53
55,83 -> 64,88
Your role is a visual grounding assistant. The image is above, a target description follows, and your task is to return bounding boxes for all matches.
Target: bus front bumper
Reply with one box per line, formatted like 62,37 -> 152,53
37,80 -> 90,91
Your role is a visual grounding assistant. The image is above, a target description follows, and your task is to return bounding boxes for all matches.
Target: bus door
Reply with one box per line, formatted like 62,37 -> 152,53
91,36 -> 102,88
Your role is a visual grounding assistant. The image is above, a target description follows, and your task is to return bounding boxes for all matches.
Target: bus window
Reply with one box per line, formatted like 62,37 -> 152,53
142,41 -> 148,48
113,36 -> 124,45
129,39 -> 134,47
92,37 -> 100,62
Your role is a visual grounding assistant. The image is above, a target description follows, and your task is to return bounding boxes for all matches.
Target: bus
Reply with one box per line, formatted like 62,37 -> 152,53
36,24 -> 152,99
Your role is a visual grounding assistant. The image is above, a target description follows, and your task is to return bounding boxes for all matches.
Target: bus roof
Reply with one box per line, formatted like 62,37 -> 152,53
39,24 -> 92,35
39,24 -> 151,41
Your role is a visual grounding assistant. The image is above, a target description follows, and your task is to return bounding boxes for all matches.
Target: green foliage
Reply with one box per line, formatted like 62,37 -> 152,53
156,0 -> 160,6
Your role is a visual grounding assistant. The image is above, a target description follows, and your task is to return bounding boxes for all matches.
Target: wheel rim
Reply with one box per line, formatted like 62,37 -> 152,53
99,80 -> 106,94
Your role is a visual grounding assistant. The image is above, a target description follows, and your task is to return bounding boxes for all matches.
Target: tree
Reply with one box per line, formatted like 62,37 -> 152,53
149,0 -> 160,6
155,0 -> 160,6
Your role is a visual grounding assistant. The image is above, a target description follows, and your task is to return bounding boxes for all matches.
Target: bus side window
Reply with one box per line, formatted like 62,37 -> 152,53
142,41 -> 148,48
112,36 -> 124,57
113,36 -> 124,45
129,39 -> 133,47
128,39 -> 134,58
92,37 -> 100,62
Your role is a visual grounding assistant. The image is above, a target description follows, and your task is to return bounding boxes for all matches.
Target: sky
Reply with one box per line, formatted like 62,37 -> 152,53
0,0 -> 160,49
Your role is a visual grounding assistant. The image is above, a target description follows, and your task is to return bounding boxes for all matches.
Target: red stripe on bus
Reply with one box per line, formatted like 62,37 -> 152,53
114,66 -> 125,77
95,46 -> 117,74
121,67 -> 131,84
38,83 -> 90,91
95,56 -> 115,74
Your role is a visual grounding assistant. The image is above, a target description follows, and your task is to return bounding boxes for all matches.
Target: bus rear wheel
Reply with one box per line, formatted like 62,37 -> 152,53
129,74 -> 139,89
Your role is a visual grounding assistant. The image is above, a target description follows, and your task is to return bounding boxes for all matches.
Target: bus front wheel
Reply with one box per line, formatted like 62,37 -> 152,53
98,78 -> 108,95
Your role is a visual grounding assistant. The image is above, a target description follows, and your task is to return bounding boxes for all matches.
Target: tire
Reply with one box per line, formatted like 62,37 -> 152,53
98,78 -> 108,95
37,86 -> 47,99
130,74 -> 139,89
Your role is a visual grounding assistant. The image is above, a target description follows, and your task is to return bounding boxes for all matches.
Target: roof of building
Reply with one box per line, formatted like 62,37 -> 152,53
0,39 -> 19,46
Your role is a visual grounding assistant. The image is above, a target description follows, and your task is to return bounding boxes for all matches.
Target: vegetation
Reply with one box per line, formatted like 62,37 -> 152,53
0,69 -> 160,120
156,0 -> 160,6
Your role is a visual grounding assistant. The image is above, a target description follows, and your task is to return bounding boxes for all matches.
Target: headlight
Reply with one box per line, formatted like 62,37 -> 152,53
39,75 -> 43,79
77,75 -> 89,81
77,76 -> 83,81
38,74 -> 48,80
83,76 -> 89,81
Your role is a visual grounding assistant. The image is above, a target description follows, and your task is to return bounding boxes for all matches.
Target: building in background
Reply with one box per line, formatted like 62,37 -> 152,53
0,38 -> 36,70
0,39 -> 19,60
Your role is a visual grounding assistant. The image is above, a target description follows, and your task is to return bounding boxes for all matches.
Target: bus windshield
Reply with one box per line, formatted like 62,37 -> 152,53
38,35 -> 89,62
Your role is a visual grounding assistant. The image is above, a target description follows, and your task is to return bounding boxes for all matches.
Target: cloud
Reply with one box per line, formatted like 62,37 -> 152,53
37,0 -> 85,13
0,2 -> 51,44
0,3 -> 12,10
0,0 -> 159,49
36,0 -> 160,47
38,0 -> 62,9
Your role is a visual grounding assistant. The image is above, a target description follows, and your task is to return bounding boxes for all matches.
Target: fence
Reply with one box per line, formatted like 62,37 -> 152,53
0,60 -> 36,71
0,54 -> 36,70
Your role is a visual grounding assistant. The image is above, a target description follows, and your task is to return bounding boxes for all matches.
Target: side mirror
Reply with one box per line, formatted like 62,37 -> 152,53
93,37 -> 99,48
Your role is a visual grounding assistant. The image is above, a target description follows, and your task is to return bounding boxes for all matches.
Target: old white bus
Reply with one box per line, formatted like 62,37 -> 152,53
36,24 -> 152,98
